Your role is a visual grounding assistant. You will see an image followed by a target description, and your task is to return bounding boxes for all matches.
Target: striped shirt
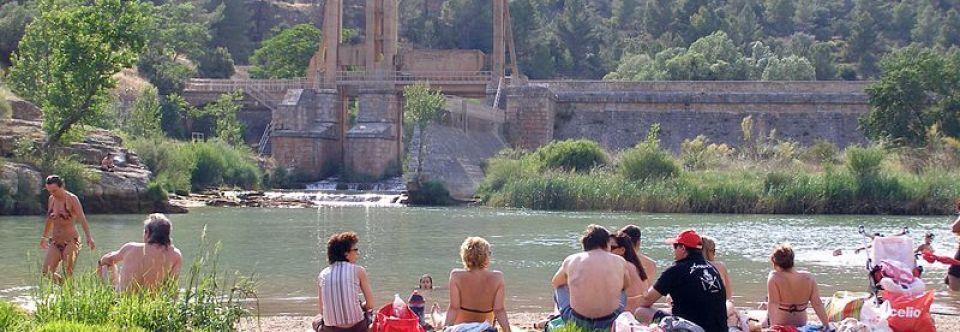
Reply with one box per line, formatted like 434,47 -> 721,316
319,261 -> 364,327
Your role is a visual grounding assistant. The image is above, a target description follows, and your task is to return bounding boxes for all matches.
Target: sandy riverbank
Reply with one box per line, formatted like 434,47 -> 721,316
237,312 -> 960,331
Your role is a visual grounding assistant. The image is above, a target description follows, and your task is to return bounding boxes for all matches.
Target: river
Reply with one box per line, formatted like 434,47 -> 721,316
2,207 -> 959,316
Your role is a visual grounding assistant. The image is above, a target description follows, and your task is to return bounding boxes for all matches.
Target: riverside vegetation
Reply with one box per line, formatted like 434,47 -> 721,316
0,232 -> 255,332
478,123 -> 960,215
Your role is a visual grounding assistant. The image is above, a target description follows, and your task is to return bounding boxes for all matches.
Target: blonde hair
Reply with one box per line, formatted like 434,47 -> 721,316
701,235 -> 717,261
460,237 -> 491,270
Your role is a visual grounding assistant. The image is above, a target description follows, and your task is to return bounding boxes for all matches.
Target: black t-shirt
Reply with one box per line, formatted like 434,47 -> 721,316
653,252 -> 728,332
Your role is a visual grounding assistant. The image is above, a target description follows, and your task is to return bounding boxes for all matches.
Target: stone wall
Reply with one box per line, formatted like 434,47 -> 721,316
345,138 -> 399,179
505,81 -> 872,151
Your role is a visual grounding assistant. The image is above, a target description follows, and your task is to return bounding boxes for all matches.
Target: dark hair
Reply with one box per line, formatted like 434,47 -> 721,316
144,214 -> 172,247
925,233 -> 935,239
45,175 -> 64,187
771,244 -> 795,270
612,232 -> 648,281
619,225 -> 641,249
327,232 -> 359,264
581,224 -> 610,251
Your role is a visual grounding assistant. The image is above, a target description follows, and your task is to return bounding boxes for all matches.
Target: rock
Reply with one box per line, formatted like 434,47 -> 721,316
0,162 -> 44,214
6,94 -> 42,121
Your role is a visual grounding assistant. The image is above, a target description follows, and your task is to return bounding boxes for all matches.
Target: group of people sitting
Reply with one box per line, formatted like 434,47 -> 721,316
312,224 -> 834,332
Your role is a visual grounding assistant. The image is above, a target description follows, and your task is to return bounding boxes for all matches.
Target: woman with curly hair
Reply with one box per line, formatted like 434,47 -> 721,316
313,232 -> 375,332
444,237 -> 511,332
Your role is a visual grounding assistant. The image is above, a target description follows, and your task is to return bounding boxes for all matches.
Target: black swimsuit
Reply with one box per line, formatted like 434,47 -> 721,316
949,243 -> 960,278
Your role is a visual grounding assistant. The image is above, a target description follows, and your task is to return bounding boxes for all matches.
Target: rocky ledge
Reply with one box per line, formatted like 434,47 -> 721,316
0,98 -> 184,215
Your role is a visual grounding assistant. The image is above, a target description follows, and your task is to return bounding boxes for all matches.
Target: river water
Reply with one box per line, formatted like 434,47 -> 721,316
2,207 -> 959,316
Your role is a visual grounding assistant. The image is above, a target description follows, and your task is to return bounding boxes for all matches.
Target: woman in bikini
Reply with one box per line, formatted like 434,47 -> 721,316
766,243 -> 830,328
444,237 -> 511,332
40,175 -> 96,283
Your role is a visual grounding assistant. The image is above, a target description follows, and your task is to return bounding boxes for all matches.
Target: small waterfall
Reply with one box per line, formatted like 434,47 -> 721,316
272,177 -> 408,207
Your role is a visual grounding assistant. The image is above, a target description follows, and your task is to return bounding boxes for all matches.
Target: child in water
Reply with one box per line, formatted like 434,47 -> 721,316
410,274 -> 433,329
916,233 -> 935,254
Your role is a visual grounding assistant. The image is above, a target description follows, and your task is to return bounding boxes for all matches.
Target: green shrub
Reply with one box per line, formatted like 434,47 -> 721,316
50,155 -> 99,197
34,321 -> 142,332
129,137 -> 196,193
189,140 -> 261,190
0,301 -> 27,331
845,145 -> 886,178
618,141 -> 680,182
803,139 -> 840,163
680,135 -> 734,170
533,139 -> 607,172
145,180 -> 167,204
407,180 -> 453,206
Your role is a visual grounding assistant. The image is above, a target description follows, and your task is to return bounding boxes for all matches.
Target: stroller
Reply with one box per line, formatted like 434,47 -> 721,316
858,225 -> 925,303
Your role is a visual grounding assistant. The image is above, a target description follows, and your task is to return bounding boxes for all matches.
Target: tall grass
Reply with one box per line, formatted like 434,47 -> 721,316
18,229 -> 256,331
128,137 -> 262,193
479,139 -> 960,215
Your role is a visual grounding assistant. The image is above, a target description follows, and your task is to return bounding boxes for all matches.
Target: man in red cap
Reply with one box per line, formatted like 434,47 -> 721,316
634,229 -> 728,332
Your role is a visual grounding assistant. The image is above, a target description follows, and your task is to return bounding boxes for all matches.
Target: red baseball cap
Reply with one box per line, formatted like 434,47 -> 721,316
666,229 -> 702,249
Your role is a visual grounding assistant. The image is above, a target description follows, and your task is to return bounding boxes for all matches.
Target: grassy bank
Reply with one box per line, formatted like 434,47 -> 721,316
0,234 -> 255,332
478,129 -> 960,215
128,137 -> 262,194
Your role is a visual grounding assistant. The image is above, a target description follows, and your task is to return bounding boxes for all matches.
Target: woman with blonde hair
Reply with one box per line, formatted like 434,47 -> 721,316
700,236 -> 733,300
444,237 -> 511,332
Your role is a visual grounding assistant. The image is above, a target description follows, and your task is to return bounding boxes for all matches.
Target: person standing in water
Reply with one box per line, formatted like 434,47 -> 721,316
39,175 -> 95,283
948,200 -> 960,291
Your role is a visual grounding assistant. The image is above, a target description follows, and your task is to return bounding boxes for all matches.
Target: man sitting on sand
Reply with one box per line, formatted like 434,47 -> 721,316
635,229 -> 727,332
97,214 -> 182,292
552,225 -> 643,330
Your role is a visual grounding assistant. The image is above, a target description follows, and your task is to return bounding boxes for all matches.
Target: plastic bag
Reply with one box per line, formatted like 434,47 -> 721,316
825,291 -> 871,321
858,301 -> 892,332
613,312 -> 657,332
881,290 -> 935,332
372,295 -> 426,332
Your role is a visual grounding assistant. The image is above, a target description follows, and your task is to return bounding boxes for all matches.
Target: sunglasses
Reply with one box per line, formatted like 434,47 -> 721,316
350,248 -> 360,253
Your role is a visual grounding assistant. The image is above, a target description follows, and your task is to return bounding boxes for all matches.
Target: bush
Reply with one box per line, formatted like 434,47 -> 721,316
128,137 -> 195,193
196,47 -> 235,79
0,301 -> 27,331
145,180 -> 168,204
803,139 -> 840,163
34,321 -> 142,332
50,155 -> 99,197
189,139 -> 261,190
618,141 -> 680,182
407,180 -> 453,206
533,139 -> 607,172
845,145 -> 886,178
680,135 -> 734,170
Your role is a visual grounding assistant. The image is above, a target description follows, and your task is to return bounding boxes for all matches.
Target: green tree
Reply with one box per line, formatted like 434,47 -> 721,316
138,0 -> 213,95
888,1 -> 916,44
192,91 -> 244,146
809,42 -> 838,80
761,55 -> 816,81
0,2 -> 34,67
641,0 -> 673,37
125,86 -> 163,138
727,2 -> 761,46
861,48 -> 960,145
613,0 -> 640,30
764,0 -> 796,36
196,47 -> 236,79
845,0 -> 880,77
403,84 -> 445,182
912,1 -> 941,47
553,0 -> 606,78
9,0 -> 150,147
209,0 -> 253,64
938,9 -> 960,49
249,24 -> 322,79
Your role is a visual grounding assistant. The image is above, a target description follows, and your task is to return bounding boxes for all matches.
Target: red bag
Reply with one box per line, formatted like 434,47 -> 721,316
882,290 -> 936,332
371,302 -> 426,332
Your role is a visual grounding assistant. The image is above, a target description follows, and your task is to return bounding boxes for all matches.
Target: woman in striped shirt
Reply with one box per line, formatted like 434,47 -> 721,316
313,232 -> 376,332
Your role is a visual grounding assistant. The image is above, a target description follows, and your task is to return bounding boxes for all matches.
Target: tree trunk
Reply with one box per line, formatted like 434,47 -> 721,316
43,97 -> 94,149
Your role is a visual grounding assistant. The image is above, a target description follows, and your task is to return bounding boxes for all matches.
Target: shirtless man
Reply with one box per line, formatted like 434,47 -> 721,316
100,153 -> 116,172
39,175 -> 95,283
97,214 -> 182,292
552,225 -> 642,330
948,200 -> 960,291
620,225 -> 658,280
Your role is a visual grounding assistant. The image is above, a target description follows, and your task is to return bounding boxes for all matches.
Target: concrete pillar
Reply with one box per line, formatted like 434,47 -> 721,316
271,89 -> 343,180
321,0 -> 342,84
345,87 -> 401,180
492,0 -> 506,81
384,0 -> 398,72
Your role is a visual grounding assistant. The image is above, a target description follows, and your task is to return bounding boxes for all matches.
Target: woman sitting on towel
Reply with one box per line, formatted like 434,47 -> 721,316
444,237 -> 511,332
766,244 -> 830,328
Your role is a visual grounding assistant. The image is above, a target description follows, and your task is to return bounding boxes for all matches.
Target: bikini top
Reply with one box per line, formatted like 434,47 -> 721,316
48,197 -> 73,221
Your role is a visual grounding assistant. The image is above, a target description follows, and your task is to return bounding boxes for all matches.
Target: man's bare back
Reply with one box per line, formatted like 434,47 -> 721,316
557,250 -> 632,318
102,242 -> 182,292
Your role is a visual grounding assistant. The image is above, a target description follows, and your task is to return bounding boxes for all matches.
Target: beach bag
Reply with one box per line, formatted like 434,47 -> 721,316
826,291 -> 870,321
372,295 -> 426,332
881,290 -> 935,332
858,300 -> 892,332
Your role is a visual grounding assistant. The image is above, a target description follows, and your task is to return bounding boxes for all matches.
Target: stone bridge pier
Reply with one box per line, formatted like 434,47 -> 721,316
345,86 -> 402,180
